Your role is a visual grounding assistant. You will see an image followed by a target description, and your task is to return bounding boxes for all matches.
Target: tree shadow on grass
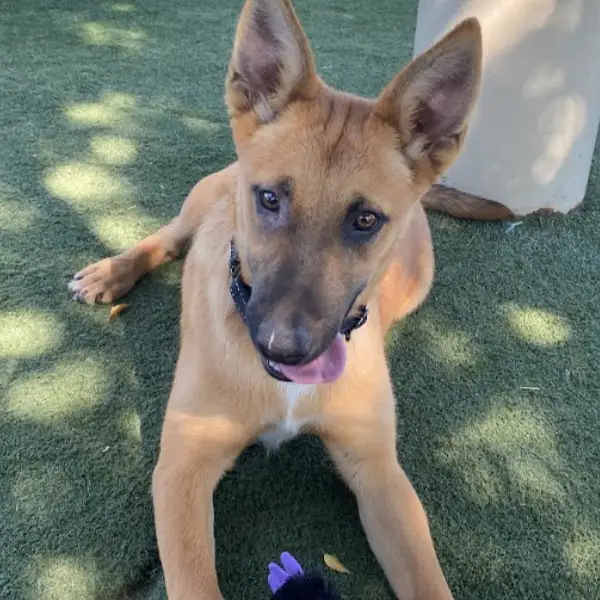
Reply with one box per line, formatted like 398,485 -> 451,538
1,3 -> 234,598
2,1 -> 600,599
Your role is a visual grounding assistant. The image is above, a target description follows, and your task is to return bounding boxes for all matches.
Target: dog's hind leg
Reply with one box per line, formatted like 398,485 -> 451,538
68,163 -> 238,304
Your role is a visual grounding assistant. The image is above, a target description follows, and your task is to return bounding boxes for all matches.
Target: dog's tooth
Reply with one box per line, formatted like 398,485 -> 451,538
268,360 -> 282,373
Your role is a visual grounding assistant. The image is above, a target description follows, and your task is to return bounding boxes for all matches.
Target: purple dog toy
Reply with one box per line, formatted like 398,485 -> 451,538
267,552 -> 341,599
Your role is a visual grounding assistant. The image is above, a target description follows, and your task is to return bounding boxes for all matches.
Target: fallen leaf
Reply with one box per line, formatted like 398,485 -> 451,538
108,303 -> 130,321
323,554 -> 350,574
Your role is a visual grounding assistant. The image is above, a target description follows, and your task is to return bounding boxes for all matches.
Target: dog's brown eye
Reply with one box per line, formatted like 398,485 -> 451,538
258,189 -> 279,212
354,211 -> 380,231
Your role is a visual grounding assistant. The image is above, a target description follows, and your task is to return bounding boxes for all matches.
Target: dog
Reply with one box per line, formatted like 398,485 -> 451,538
69,1 -> 489,598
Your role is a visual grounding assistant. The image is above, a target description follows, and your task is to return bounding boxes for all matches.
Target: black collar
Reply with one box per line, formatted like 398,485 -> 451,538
228,240 -> 368,342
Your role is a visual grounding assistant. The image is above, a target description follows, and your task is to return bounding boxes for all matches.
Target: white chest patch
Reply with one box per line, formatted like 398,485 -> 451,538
259,383 -> 317,449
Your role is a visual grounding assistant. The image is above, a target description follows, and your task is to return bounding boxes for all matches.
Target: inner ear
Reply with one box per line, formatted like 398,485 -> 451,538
409,54 -> 477,143
373,18 -> 482,178
225,0 -> 317,121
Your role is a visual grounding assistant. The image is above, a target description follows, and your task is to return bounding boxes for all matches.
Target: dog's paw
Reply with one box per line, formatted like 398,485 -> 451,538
68,256 -> 135,305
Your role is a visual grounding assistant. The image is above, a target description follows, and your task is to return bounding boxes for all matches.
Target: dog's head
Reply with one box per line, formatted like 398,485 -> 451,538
224,0 -> 482,384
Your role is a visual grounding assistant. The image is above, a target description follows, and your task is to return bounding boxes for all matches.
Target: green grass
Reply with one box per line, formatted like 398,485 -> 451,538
1,1 -> 599,599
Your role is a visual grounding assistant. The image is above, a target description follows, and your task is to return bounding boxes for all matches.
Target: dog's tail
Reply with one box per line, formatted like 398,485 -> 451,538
422,184 -> 514,221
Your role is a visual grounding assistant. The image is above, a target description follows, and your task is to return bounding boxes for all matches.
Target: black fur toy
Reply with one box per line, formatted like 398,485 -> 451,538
268,553 -> 341,600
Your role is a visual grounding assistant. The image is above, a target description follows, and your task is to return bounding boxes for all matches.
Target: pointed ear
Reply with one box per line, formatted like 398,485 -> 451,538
373,18 -> 483,185
225,0 -> 318,122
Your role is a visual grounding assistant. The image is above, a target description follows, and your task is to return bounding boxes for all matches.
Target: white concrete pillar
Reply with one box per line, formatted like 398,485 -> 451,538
413,0 -> 600,216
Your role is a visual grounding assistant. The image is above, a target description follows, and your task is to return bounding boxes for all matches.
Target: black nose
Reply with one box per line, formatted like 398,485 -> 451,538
254,318 -> 312,365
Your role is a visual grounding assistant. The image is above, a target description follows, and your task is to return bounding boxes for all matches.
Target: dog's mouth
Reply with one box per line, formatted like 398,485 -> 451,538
260,332 -> 347,385
228,240 -> 363,386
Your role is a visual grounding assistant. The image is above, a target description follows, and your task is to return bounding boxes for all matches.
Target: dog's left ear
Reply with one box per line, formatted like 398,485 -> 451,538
225,0 -> 318,124
373,18 -> 483,186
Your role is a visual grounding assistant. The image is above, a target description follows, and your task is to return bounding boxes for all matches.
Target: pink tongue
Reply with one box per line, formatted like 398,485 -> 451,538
278,333 -> 347,384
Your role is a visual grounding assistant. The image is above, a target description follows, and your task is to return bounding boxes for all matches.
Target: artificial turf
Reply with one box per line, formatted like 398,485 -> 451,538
1,1 -> 599,599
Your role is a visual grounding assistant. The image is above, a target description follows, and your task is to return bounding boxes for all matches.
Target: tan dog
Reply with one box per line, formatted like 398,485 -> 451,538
69,1 -> 486,598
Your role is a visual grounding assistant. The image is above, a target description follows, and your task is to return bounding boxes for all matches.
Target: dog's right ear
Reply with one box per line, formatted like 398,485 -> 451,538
225,0 -> 318,124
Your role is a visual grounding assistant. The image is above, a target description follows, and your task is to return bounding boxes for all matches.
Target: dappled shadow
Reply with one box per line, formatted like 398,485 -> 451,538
1,2 -> 236,599
1,1 -> 600,600
383,195 -> 600,598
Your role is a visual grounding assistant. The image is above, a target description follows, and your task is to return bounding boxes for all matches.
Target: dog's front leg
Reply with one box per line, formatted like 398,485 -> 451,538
321,380 -> 454,600
152,449 -> 224,600
152,368 -> 254,599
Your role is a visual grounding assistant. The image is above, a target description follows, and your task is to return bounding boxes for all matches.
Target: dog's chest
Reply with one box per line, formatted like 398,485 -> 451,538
259,383 -> 317,449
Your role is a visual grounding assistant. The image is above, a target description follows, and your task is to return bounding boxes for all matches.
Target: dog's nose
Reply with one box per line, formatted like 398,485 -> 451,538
254,318 -> 312,365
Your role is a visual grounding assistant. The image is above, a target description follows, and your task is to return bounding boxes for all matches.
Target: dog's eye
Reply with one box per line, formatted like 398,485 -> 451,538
343,202 -> 387,246
353,211 -> 380,232
257,189 -> 279,212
